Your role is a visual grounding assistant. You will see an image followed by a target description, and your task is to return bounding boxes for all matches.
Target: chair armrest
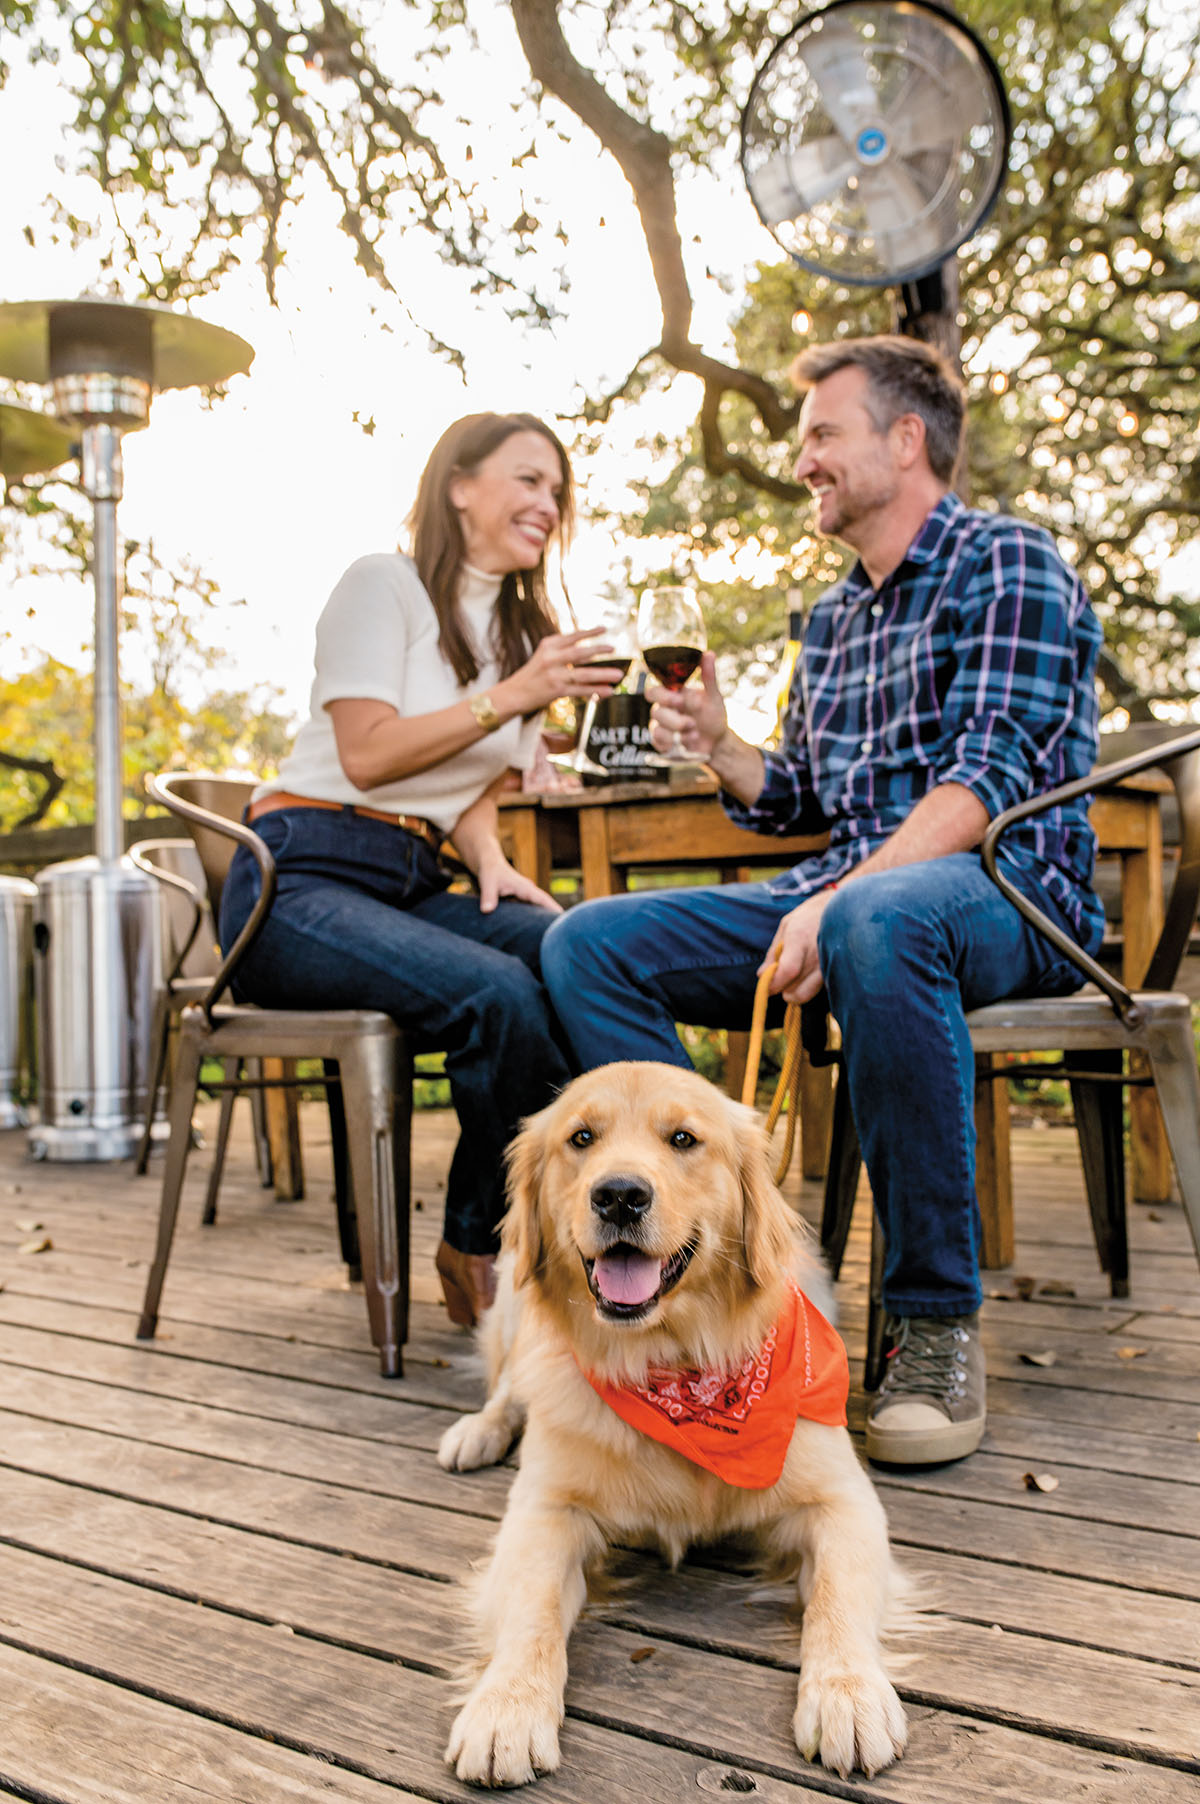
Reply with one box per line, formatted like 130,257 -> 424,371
146,773 -> 277,1021
979,725 -> 1200,1028
128,843 -> 205,984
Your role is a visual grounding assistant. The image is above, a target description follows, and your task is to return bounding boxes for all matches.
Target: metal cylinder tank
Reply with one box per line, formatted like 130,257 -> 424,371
0,876 -> 37,1130
29,856 -> 163,1161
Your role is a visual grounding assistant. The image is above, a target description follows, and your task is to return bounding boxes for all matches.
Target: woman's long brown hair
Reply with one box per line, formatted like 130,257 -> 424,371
408,412 -> 574,686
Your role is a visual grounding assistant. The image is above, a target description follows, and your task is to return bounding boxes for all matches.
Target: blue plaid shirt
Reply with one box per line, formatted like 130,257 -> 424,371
723,493 -> 1106,950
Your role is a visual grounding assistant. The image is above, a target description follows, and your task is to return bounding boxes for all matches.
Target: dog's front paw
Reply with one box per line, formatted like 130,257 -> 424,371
445,1679 -> 562,1787
793,1663 -> 907,1778
437,1406 -> 518,1473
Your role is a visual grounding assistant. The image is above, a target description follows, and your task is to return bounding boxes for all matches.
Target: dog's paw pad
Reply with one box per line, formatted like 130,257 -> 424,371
437,1411 -> 511,1473
794,1668 -> 907,1778
446,1690 -> 561,1787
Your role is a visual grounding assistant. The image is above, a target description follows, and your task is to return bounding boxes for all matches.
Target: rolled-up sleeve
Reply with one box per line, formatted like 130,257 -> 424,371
721,670 -> 830,837
934,525 -> 1100,820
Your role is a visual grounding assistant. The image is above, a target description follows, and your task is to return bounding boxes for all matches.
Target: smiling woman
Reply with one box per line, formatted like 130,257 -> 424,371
216,411 -> 625,1327
449,428 -> 565,572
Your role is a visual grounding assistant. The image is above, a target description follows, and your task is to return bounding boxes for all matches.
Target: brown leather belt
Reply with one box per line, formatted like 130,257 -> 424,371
246,789 -> 443,852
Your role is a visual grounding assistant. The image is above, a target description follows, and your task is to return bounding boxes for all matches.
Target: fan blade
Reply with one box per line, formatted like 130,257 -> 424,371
795,24 -> 883,148
882,69 -> 981,159
859,163 -> 945,269
750,135 -> 860,223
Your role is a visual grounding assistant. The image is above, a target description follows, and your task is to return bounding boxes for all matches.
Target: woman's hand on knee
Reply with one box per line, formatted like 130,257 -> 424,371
476,847 -> 561,916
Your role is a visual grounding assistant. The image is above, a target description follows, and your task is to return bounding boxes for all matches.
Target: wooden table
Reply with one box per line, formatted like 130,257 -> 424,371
500,768 -> 1174,1227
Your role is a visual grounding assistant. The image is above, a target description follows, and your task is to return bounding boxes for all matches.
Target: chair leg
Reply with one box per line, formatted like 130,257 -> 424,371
202,1058 -> 240,1226
1069,1051 -> 1128,1296
864,1216 -> 889,1393
135,989 -> 173,1176
819,1065 -> 863,1277
1144,1019 -> 1200,1269
338,1028 -> 411,1378
137,1024 -> 205,1341
247,1057 -> 274,1188
325,1058 -> 362,1280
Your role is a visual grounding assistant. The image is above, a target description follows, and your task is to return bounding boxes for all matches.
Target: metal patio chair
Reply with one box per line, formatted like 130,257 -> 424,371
819,725 -> 1200,1388
129,837 -> 273,1192
134,772 -> 413,1377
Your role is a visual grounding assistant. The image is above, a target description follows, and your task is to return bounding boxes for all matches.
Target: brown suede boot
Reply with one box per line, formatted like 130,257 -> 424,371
435,1241 -> 497,1328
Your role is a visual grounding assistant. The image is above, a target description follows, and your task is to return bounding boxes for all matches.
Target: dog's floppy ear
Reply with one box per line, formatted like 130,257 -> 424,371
500,1103 -> 552,1289
732,1099 -> 798,1288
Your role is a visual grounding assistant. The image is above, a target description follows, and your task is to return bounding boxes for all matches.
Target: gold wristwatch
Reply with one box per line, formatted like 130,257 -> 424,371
468,691 -> 501,733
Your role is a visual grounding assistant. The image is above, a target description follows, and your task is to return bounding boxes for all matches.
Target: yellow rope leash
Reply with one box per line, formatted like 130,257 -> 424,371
740,947 -> 805,1185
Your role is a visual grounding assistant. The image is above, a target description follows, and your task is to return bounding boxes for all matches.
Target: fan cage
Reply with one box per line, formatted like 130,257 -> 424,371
740,0 -> 1011,286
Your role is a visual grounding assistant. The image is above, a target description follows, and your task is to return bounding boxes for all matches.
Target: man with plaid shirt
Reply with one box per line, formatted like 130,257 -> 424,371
542,335 -> 1104,1467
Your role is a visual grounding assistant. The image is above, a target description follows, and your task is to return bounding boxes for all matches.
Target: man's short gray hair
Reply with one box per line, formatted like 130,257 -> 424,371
789,335 -> 965,483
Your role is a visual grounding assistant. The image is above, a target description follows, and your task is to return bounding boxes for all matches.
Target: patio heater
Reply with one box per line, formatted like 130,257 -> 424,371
0,403 -> 78,1130
0,299 -> 253,1160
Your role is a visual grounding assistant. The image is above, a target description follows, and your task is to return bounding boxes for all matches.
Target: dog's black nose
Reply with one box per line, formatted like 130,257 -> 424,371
590,1176 -> 653,1228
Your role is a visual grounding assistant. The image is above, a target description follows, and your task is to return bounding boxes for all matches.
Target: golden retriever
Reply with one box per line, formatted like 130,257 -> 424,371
437,1061 -> 907,1786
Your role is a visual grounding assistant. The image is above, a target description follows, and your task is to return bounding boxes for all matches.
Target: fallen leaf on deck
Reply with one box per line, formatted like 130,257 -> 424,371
1038,1280 -> 1076,1297
1019,1350 -> 1058,1366
18,1235 -> 51,1255
1013,1275 -> 1036,1300
15,1218 -> 43,1232
429,1357 -> 450,1368
1116,1346 -> 1148,1359
630,1648 -> 654,1663
986,1288 -> 1014,1300
1023,1472 -> 1060,1492
1147,1211 -> 1162,1222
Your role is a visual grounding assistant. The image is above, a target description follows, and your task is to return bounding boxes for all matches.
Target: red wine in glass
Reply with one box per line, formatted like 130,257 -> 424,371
575,655 -> 632,686
637,585 -> 707,763
641,644 -> 702,690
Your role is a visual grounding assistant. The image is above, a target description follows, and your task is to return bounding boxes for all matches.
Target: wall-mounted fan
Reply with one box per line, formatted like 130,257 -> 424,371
740,0 -> 1010,291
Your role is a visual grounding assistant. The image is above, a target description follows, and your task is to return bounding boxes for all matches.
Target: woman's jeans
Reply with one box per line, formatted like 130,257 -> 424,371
541,854 -> 1088,1318
219,807 -> 571,1255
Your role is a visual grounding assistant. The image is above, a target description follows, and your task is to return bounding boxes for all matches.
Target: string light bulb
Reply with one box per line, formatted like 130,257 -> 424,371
791,308 -> 812,335
1117,409 -> 1139,437
989,371 -> 1008,394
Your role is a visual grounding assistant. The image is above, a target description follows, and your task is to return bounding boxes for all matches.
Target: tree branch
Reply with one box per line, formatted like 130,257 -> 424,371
510,0 -> 800,464
0,751 -> 64,828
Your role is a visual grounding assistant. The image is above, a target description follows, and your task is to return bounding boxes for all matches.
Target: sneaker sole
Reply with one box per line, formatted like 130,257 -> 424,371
865,1411 -> 986,1466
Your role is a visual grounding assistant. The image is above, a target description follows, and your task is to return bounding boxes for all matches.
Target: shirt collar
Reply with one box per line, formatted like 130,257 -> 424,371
905,490 -> 967,566
458,562 -> 504,607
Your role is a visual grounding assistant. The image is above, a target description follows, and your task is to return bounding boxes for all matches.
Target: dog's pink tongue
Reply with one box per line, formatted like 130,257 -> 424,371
593,1250 -> 662,1306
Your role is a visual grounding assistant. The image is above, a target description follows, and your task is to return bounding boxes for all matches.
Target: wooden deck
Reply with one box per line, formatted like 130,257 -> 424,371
0,1097 -> 1198,1804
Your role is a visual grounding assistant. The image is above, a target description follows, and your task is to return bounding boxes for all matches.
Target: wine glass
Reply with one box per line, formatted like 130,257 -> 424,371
637,585 -> 707,761
570,600 -> 636,774
574,598 -> 636,691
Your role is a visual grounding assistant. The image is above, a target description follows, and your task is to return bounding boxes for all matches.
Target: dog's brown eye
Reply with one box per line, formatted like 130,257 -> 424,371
568,1127 -> 594,1149
670,1129 -> 698,1149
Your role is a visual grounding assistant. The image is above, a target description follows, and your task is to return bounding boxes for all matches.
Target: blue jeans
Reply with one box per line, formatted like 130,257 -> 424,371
219,807 -> 571,1254
541,854 -> 1089,1316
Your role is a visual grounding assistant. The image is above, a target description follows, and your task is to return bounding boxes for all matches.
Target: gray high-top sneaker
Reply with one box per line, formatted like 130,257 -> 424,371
865,1311 -> 986,1465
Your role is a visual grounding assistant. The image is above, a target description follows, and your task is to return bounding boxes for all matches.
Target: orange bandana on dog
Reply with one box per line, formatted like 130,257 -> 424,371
582,1283 -> 848,1490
